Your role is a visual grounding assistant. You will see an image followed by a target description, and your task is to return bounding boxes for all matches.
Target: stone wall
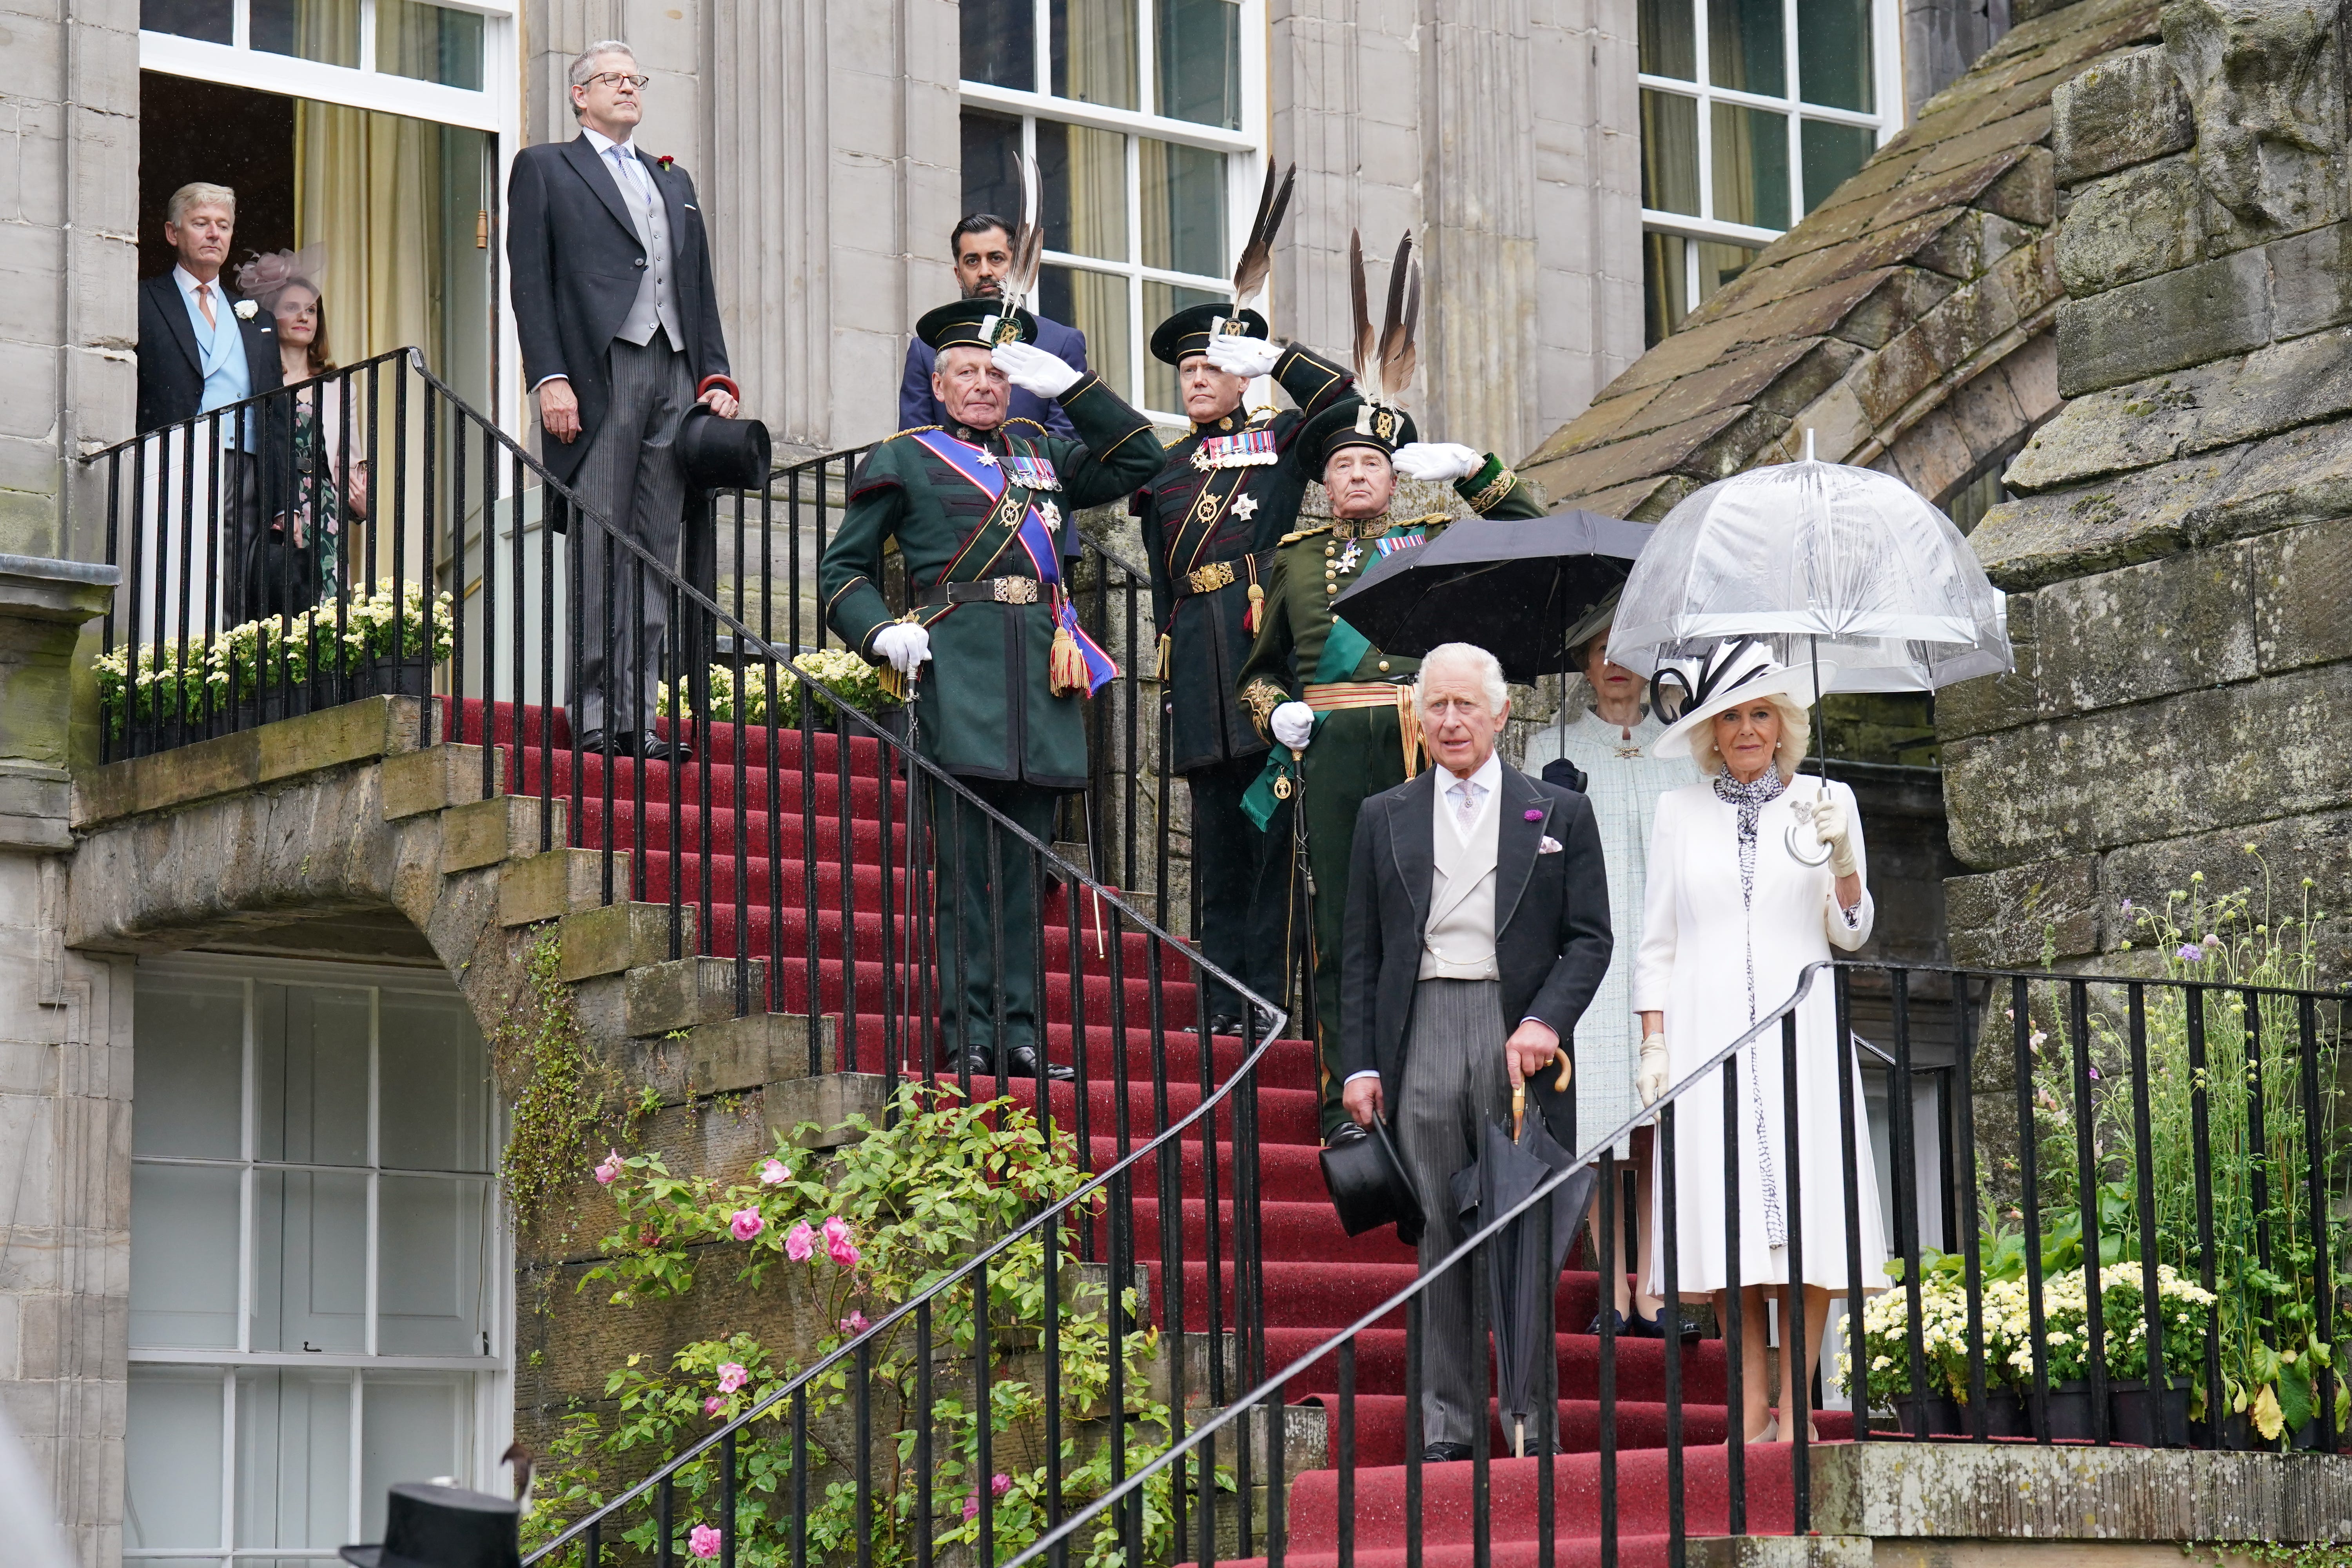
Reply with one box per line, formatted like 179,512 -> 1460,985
1949,0 -> 2352,975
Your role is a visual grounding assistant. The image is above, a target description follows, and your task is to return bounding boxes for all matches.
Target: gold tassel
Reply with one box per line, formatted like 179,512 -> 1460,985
1050,622 -> 1087,697
877,662 -> 906,702
1245,583 -> 1265,635
1156,633 -> 1172,682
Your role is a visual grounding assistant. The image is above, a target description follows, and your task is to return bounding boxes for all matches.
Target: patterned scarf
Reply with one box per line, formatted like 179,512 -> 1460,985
1713,764 -> 1787,910
1713,764 -> 1790,1247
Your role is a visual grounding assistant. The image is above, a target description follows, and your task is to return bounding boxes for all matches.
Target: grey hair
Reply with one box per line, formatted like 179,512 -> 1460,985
167,182 -> 236,226
1416,642 -> 1509,717
1690,691 -> 1812,777
569,41 -> 639,114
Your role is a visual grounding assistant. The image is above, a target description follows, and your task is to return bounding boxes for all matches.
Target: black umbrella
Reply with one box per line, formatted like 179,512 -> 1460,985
1331,509 -> 1652,682
1448,1053 -> 1597,1458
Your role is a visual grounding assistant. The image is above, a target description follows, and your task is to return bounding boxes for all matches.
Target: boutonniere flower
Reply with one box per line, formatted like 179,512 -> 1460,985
1538,835 -> 1564,855
233,299 -> 259,320
1523,808 -> 1543,822
655,153 -> 676,171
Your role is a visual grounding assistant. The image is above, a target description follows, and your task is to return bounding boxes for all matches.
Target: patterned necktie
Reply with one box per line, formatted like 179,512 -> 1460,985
1450,778 -> 1484,831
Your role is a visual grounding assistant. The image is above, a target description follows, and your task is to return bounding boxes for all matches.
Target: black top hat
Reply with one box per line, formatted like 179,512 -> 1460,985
678,408 -> 772,492
917,297 -> 1040,353
1149,303 -> 1269,366
1320,1116 -> 1425,1247
1298,395 -> 1419,475
340,1482 -> 521,1568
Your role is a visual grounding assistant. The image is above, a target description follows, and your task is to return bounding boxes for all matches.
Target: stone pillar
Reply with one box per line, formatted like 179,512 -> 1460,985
0,555 -> 130,1568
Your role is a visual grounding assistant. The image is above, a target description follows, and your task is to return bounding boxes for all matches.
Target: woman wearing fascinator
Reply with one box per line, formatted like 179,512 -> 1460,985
236,245 -> 369,615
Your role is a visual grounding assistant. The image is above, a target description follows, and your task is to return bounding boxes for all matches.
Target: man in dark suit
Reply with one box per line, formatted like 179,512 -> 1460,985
898,215 -> 1087,441
507,40 -> 741,761
135,181 -> 287,624
1339,641 -> 1613,1462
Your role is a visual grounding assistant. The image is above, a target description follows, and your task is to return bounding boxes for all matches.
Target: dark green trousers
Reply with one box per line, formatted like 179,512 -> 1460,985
1301,704 -> 1412,1140
1188,755 -> 1295,1027
926,774 -> 1062,1061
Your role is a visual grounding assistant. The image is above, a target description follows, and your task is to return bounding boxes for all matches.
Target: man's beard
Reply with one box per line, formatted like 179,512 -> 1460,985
963,279 -> 1004,300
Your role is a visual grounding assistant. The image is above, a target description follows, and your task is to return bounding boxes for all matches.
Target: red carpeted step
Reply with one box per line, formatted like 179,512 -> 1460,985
1259,1329 -> 1729,1405
1296,1396 -> 1856,1467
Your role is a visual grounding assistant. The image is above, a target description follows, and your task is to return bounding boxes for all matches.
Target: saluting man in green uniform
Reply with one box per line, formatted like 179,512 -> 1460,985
1136,300 -> 1352,1035
821,297 -> 1161,1081
1235,252 -> 1543,1143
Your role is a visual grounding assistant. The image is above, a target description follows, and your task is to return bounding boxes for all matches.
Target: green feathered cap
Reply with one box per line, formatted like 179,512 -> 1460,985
1149,303 -> 1270,366
1299,395 -> 1418,474
918,298 -> 1040,352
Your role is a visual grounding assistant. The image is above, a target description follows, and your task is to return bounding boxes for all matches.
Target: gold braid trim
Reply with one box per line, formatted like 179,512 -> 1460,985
883,424 -> 943,441
1468,463 -> 1519,514
1241,679 -> 1289,739
1278,523 -> 1333,546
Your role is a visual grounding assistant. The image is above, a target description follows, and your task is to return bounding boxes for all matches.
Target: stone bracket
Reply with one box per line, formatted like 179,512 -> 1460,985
500,848 -> 613,927
1688,1539 -> 1871,1568
686,1011 -> 838,1092
557,902 -> 696,981
625,956 -> 766,1036
383,744 -> 504,819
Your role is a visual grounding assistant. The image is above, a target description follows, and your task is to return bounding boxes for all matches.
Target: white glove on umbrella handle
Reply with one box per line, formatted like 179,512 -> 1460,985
1812,793 -> 1859,877
1270,701 -> 1315,751
1205,334 -> 1283,380
1635,1033 -> 1671,1107
992,341 -> 1083,399
871,622 -> 932,676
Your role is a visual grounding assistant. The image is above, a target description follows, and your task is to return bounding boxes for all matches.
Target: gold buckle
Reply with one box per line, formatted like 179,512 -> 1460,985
992,577 -> 1040,605
1189,560 -> 1236,593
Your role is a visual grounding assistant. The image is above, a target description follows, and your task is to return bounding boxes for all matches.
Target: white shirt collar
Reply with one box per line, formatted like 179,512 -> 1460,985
582,125 -> 637,160
173,264 -> 222,301
1434,749 -> 1504,843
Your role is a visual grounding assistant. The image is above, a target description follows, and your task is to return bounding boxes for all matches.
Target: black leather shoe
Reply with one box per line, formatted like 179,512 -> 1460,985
1005,1044 -> 1076,1083
941,1051 -> 995,1078
576,727 -> 620,756
1325,1122 -> 1370,1149
639,731 -> 692,764
1420,1443 -> 1474,1463
1202,1011 -> 1244,1035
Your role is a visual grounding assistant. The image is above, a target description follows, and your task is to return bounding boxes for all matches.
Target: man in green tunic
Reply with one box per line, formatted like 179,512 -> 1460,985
1135,303 -> 1352,1034
820,299 -> 1161,1080
1236,396 -> 1543,1143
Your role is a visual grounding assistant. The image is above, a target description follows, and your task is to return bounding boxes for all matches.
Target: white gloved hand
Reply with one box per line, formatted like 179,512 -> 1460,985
1270,701 -> 1316,751
1812,794 -> 1859,878
1389,442 -> 1483,483
871,622 -> 933,676
1204,333 -> 1283,380
991,340 -> 1084,399
1635,1033 -> 1671,1107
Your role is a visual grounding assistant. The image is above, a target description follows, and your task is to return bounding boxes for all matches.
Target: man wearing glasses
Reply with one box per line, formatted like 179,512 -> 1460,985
508,40 -> 740,762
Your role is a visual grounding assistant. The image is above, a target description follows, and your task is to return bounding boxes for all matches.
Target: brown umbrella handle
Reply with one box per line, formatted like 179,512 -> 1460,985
1510,1046 -> 1574,1139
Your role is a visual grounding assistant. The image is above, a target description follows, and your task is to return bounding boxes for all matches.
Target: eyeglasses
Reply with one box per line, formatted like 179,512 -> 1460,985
586,71 -> 649,89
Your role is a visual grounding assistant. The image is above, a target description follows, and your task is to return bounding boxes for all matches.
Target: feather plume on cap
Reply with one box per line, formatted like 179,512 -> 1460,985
1349,230 -> 1419,423
1230,162 -> 1296,314
1003,154 -> 1045,315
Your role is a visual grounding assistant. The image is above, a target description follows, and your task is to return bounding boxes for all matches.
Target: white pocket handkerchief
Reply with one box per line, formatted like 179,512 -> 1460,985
1538,835 -> 1563,854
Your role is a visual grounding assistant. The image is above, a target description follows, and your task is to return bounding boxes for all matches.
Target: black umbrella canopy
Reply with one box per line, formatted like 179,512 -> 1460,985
1330,508 -> 1653,683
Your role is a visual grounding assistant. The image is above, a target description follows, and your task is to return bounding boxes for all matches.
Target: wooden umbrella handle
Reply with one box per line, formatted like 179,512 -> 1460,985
1511,1047 -> 1574,1139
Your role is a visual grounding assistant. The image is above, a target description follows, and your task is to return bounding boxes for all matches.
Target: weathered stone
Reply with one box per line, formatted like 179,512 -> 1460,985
558,901 -> 694,981
2199,412 -> 2352,540
1942,660 -> 2352,869
1935,591 -> 2040,740
499,847 -> 609,926
440,794 -> 564,874
1970,448 -> 2236,590
2029,537 -> 2254,715
73,695 -> 435,827
1944,854 -> 2104,966
2050,45 -> 2194,184
1914,209 -> 2039,281
2165,0 -> 2349,247
381,743 -> 500,820
624,956 -> 767,1036
2053,248 -> 2271,396
2100,808 -> 2352,954
687,1011 -> 837,1092
2267,220 -> 2352,336
2250,514 -> 2352,674
2054,155 -> 2203,296
1977,146 -> 2057,227
764,1072 -> 889,1149
1687,1538 -> 1871,1568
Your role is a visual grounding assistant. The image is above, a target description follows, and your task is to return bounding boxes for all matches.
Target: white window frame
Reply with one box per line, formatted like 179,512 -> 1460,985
125,952 -> 512,1565
1637,0 -> 1904,315
958,0 -> 1269,423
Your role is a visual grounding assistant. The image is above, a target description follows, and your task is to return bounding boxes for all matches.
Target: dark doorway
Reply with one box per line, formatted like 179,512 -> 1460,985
138,72 -> 296,281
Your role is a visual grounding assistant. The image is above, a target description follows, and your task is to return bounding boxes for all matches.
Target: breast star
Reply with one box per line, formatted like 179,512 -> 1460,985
1039,501 -> 1062,532
976,451 -> 998,467
1232,493 -> 1259,520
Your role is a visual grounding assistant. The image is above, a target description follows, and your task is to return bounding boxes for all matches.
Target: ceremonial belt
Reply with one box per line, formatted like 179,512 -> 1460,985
1176,550 -> 1272,598
1302,679 -> 1426,778
922,573 -> 1042,607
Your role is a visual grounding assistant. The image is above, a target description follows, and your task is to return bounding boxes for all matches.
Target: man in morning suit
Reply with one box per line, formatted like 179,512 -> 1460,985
1134,304 -> 1350,1034
821,298 -> 1162,1082
1339,642 -> 1613,1462
507,39 -> 741,762
135,181 -> 288,624
900,215 -> 1088,442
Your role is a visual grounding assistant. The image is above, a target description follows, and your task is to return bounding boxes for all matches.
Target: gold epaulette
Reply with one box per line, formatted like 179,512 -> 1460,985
1278,523 -> 1333,546
1394,510 -> 1453,529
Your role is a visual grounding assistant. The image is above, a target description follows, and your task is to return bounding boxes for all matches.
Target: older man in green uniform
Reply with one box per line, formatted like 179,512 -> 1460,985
1236,396 -> 1543,1143
821,298 -> 1161,1080
1135,304 -> 1352,1034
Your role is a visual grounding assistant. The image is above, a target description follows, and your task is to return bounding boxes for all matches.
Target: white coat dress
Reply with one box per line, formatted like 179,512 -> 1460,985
1632,774 -> 1888,1295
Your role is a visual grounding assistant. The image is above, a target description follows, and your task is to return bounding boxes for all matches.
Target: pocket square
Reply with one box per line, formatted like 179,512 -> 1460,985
1538,835 -> 1564,854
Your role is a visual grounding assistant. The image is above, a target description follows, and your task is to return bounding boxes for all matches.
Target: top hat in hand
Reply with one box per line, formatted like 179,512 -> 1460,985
1320,1115 -> 1426,1247
677,407 -> 773,492
340,1482 -> 521,1568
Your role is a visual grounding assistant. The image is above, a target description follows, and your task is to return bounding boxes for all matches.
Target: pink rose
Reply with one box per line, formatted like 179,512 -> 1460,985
688,1524 -> 722,1559
729,1207 -> 764,1242
594,1149 -> 624,1186
962,1491 -> 980,1522
839,1310 -> 870,1334
703,1395 -> 724,1417
991,1473 -> 1012,1497
822,1216 -> 852,1247
759,1158 -> 789,1186
716,1362 -> 748,1394
828,1234 -> 861,1270
784,1221 -> 815,1261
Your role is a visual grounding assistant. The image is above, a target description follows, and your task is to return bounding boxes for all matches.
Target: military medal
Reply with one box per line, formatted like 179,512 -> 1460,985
1273,773 -> 1292,800
975,450 -> 998,466
1335,541 -> 1362,574
1038,500 -> 1062,532
1232,493 -> 1259,520
1190,427 -> 1278,470
1374,531 -> 1425,556
1007,454 -> 1062,491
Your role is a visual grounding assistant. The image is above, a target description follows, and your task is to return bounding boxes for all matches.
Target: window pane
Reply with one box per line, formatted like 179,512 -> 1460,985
360,1374 -> 474,1537
1052,0 -> 1140,109
1711,103 -> 1791,229
1639,91 -> 1700,216
236,1368 -> 352,1550
377,1176 -> 490,1356
1639,0 -> 1697,79
250,1169 -> 368,1354
134,974 -> 245,1160
962,108 -> 1026,231
126,1367 -> 225,1548
1708,0 -> 1785,94
1799,0 -> 1875,110
378,993 -> 488,1174
131,1163 -> 241,1349
963,0 -> 1038,90
1039,265 -> 1131,404
251,0 -> 361,67
1696,240 -> 1760,303
1802,118 -> 1878,211
254,984 -> 370,1167
1143,280 -> 1230,413
143,0 -> 232,42
377,0 -> 484,92
1158,0 -> 1240,127
1643,231 -> 1690,346
1039,121 -> 1128,261
1141,140 -> 1227,277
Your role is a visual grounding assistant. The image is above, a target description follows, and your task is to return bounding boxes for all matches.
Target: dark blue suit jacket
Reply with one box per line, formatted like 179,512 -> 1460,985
899,311 -> 1087,439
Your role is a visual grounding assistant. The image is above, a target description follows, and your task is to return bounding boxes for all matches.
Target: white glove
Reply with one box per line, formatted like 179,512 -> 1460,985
1635,1033 -> 1671,1107
871,622 -> 932,675
991,340 -> 1083,399
1812,794 -> 1859,877
1205,334 -> 1283,379
1389,442 -> 1483,483
1270,701 -> 1315,751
